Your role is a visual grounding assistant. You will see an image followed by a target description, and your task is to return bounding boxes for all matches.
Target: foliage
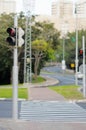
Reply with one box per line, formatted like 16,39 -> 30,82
58,29 -> 86,69
31,20 -> 61,77
0,14 -> 14,84
46,47 -> 56,61
1,12 -> 86,84
32,39 -> 48,78
32,21 -> 60,50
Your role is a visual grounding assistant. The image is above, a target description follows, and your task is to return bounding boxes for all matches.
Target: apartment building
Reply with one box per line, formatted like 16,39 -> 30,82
0,0 -> 16,14
36,0 -> 86,33
52,0 -> 73,17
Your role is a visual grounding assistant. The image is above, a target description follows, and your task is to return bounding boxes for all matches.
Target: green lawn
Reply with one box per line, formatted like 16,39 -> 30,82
0,87 -> 28,99
49,85 -> 84,100
32,76 -> 46,83
0,76 -> 45,99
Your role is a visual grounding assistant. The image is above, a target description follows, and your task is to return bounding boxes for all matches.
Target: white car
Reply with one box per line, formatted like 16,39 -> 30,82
75,72 -> 83,79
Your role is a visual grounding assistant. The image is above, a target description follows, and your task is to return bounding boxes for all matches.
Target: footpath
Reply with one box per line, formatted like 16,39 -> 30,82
28,77 -> 65,101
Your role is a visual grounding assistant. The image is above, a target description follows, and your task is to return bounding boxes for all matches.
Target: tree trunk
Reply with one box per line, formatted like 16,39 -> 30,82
34,55 -> 40,79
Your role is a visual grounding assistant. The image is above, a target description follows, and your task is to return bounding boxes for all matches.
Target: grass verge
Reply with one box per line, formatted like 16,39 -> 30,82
0,76 -> 45,99
32,76 -> 46,83
49,85 -> 85,100
0,87 -> 28,99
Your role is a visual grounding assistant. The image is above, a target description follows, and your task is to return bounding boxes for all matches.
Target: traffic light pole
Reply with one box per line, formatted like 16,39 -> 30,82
75,3 -> 78,86
12,15 -> 18,120
82,36 -> 86,97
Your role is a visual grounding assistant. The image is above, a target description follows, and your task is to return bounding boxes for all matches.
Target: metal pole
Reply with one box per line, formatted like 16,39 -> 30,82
29,14 -> 32,83
13,15 -> 18,120
63,37 -> 65,60
24,16 -> 27,83
82,36 -> 86,97
75,3 -> 78,86
62,37 -> 66,74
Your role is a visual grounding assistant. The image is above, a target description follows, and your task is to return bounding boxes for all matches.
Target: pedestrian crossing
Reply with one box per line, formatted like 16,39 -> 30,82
19,101 -> 86,122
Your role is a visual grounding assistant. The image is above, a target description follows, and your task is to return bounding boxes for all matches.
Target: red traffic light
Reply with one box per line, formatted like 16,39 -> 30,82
6,27 -> 16,46
79,49 -> 83,58
7,28 -> 16,37
79,49 -> 83,55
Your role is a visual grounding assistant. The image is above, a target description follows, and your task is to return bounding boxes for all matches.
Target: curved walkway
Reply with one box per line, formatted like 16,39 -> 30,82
27,77 -> 66,101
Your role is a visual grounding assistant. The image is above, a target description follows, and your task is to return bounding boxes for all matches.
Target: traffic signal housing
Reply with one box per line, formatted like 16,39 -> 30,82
18,27 -> 24,47
6,27 -> 16,46
79,49 -> 83,58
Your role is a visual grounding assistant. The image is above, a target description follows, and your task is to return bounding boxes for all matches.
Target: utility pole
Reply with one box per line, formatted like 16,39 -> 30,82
24,12 -> 32,83
23,0 -> 35,83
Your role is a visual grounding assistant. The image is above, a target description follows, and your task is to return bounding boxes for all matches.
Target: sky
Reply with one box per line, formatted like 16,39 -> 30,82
16,0 -> 55,15
16,0 -> 77,15
35,0 -> 53,15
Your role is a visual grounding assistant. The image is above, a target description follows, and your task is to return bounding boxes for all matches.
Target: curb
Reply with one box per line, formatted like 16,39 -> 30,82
0,98 -> 26,101
68,99 -> 86,103
24,77 -> 59,88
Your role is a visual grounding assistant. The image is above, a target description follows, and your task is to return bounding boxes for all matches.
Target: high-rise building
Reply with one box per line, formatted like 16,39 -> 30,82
0,0 -> 16,14
51,0 -> 86,32
52,0 -> 86,18
75,0 -> 86,18
52,0 -> 73,18
52,1 -> 59,16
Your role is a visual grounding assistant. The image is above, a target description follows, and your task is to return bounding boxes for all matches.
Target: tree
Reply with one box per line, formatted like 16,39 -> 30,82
0,13 -> 26,84
32,39 -> 48,78
0,13 -> 61,83
32,21 -> 60,50
0,13 -> 14,84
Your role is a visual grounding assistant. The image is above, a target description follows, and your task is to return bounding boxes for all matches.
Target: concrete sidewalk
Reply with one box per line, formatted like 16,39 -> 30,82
1,119 -> 86,130
29,87 -> 66,101
28,77 -> 66,101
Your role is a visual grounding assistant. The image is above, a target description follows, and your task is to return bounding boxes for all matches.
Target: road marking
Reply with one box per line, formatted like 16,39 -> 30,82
19,101 -> 86,122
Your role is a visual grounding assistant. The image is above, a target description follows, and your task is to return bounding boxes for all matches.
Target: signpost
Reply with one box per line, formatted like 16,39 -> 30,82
62,60 -> 66,73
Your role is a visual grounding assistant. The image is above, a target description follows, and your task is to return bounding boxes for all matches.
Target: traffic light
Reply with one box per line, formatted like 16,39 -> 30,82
79,49 -> 83,58
18,27 -> 24,47
6,27 -> 16,46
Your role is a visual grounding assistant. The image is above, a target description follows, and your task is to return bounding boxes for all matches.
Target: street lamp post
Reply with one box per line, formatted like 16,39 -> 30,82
62,36 -> 66,73
61,23 -> 68,73
63,37 -> 65,61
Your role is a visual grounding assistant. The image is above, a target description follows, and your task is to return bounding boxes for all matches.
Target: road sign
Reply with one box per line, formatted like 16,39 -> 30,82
70,63 -> 75,68
62,60 -> 66,70
18,27 -> 24,47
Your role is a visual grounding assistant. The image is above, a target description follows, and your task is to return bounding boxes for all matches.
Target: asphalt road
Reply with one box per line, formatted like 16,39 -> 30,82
41,66 -> 83,86
0,100 -> 21,118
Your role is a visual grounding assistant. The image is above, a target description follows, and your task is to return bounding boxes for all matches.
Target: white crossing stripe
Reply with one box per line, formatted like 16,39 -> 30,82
19,101 -> 86,122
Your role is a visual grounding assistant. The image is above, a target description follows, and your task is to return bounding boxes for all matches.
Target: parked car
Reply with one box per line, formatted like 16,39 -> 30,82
75,72 -> 83,79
